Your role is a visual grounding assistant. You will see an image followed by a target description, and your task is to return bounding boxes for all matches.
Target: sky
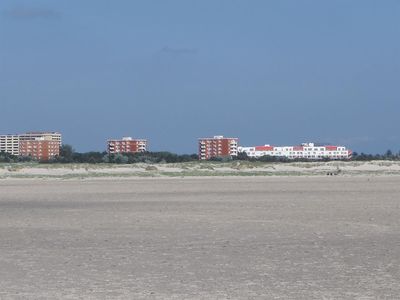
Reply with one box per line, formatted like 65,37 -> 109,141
1,0 -> 399,154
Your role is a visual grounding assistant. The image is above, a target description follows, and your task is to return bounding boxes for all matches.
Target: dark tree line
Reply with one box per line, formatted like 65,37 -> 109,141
351,150 -> 400,161
0,152 -> 32,163
51,145 -> 198,164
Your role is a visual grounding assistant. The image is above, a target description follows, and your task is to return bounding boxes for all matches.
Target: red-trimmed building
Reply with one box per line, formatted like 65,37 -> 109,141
107,137 -> 147,154
198,135 -> 238,160
238,142 -> 352,160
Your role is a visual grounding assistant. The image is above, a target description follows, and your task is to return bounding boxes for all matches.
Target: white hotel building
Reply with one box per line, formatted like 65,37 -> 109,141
238,143 -> 352,160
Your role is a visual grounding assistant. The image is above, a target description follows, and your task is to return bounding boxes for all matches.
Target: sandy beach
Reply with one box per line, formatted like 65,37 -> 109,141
2,160 -> 400,179
1,176 -> 400,299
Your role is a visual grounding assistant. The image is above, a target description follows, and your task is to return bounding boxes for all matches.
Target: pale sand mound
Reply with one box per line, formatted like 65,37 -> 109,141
1,160 -> 400,179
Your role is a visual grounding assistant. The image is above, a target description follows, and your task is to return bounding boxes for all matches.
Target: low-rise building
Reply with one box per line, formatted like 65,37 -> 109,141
238,142 -> 352,160
198,135 -> 238,160
107,137 -> 148,154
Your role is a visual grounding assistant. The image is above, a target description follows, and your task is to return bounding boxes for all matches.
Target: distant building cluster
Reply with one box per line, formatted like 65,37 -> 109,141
0,132 -> 62,161
198,137 -> 352,160
1,131 -> 352,161
238,142 -> 352,160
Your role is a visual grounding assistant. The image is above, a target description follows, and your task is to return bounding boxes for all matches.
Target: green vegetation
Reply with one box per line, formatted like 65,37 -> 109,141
351,151 -> 400,161
50,145 -> 198,164
0,152 -> 32,163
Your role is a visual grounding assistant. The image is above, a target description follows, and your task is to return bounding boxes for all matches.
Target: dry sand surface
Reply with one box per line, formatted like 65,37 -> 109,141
2,160 -> 400,178
1,176 -> 400,299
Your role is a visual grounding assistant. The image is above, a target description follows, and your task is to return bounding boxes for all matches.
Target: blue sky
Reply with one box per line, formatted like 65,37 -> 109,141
1,0 -> 399,153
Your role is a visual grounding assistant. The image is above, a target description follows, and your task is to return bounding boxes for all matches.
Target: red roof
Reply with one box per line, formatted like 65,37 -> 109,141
325,146 -> 338,151
255,146 -> 274,151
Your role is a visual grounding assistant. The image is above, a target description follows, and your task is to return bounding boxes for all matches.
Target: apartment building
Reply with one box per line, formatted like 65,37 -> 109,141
238,142 -> 352,160
19,132 -> 62,147
0,131 -> 62,160
198,135 -> 238,160
107,137 -> 148,154
19,138 -> 60,161
0,134 -> 20,156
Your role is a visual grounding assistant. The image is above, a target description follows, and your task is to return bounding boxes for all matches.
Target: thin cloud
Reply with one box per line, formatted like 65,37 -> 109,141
160,46 -> 198,55
3,7 -> 61,20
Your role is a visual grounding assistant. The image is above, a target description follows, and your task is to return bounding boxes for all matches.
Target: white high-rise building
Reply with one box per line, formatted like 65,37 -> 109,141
0,134 -> 20,156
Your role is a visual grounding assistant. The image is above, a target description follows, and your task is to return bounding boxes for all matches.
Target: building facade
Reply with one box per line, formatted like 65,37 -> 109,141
19,132 -> 62,147
0,134 -> 20,156
0,131 -> 61,160
198,136 -> 238,160
19,139 -> 60,161
238,142 -> 352,160
107,137 -> 148,154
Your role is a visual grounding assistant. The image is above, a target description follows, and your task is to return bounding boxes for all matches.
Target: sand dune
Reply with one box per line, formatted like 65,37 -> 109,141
1,160 -> 400,179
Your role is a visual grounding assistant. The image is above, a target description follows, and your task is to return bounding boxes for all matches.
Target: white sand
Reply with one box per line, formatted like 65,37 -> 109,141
1,160 -> 400,178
